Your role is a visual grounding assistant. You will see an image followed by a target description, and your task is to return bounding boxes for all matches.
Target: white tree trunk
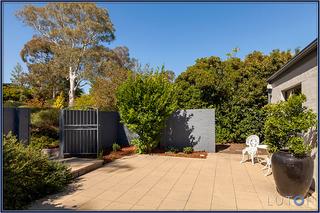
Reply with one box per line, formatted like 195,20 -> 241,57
69,67 -> 76,107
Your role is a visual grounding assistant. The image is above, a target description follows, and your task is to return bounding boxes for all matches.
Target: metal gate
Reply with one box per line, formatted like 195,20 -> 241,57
60,109 -> 99,156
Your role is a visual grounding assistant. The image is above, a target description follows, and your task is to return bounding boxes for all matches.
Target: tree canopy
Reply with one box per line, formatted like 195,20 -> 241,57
175,49 -> 292,143
17,3 -> 118,106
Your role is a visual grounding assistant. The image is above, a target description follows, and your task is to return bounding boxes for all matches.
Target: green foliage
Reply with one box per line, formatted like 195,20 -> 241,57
53,92 -> 65,109
17,3 -> 117,106
3,132 -> 72,209
130,139 -> 144,154
11,63 -> 28,87
72,94 -> 95,110
112,143 -> 121,152
117,70 -> 178,153
183,146 -> 193,154
29,135 -> 59,150
175,49 -> 292,143
166,146 -> 179,154
31,109 -> 60,139
31,109 -> 59,128
97,149 -> 104,160
263,94 -> 317,157
3,83 -> 32,103
3,100 -> 24,108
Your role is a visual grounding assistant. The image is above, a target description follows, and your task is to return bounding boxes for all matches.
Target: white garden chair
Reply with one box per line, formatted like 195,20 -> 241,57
257,144 -> 272,176
240,135 -> 260,165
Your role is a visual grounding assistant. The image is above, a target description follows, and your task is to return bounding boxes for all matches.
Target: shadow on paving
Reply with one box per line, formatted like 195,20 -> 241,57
28,182 -> 82,210
101,158 -> 135,173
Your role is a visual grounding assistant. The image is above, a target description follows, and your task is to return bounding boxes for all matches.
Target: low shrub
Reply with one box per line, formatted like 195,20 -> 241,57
31,109 -> 60,139
166,146 -> 179,154
130,139 -> 145,154
53,92 -> 65,109
97,149 -> 104,160
263,94 -> 317,157
3,132 -> 72,210
183,147 -> 194,154
72,94 -> 95,110
3,100 -> 24,108
31,108 -> 60,128
29,135 -> 59,150
112,143 -> 121,152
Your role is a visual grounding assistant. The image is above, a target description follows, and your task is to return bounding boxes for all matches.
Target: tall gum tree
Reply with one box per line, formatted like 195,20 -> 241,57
17,3 -> 115,106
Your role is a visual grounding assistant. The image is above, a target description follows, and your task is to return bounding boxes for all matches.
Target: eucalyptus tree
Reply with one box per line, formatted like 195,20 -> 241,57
17,3 -> 115,106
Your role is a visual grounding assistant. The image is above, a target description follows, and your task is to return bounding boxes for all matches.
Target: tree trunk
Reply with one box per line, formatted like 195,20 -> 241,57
52,88 -> 56,100
69,67 -> 76,107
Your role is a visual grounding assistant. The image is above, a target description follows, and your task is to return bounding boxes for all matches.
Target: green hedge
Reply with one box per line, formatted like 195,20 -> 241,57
117,71 -> 177,153
3,133 -> 72,209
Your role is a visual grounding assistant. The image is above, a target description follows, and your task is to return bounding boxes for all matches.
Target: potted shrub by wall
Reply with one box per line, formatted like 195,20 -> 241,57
263,94 -> 317,198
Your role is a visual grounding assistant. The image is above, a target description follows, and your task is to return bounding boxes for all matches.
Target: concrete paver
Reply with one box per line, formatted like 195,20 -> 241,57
29,153 -> 318,211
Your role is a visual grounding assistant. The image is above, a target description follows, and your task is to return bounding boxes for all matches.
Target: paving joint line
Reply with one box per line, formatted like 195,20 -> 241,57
210,156 -> 218,210
102,157 -> 171,209
155,159 -> 193,210
77,155 -> 166,209
244,162 -> 269,210
229,155 -> 238,210
182,160 -> 206,210
129,158 -> 184,210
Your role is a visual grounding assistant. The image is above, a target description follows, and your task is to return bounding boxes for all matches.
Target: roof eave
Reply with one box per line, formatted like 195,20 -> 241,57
267,39 -> 317,83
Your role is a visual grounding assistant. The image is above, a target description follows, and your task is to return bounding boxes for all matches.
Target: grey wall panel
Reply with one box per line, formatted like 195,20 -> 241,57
117,123 -> 139,146
3,108 -> 17,135
17,108 -> 30,145
161,109 -> 215,152
98,111 -> 119,150
3,107 -> 30,144
60,109 -> 215,155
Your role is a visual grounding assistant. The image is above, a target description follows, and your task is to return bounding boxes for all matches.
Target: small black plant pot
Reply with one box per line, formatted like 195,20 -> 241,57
271,151 -> 314,198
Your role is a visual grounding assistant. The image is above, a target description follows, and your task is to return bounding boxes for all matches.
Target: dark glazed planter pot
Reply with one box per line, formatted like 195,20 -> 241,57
271,151 -> 314,198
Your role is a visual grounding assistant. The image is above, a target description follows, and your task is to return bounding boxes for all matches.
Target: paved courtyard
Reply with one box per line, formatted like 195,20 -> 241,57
30,153 -> 317,211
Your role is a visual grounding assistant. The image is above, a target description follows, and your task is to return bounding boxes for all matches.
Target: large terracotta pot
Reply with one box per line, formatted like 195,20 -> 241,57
271,151 -> 314,197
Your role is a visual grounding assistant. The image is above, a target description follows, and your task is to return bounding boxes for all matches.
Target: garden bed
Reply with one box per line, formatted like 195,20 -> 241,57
152,148 -> 207,159
216,143 -> 268,155
103,146 -> 136,163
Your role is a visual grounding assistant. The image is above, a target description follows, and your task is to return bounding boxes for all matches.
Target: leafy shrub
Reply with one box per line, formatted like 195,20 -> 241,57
53,92 -> 65,109
31,108 -> 60,127
112,143 -> 121,152
31,108 -> 60,139
263,94 -> 317,157
25,97 -> 48,108
3,132 -> 72,209
97,149 -> 104,160
72,94 -> 95,110
3,100 -> 24,108
29,135 -> 59,150
166,146 -> 179,153
183,146 -> 194,154
117,71 -> 178,153
3,84 -> 32,102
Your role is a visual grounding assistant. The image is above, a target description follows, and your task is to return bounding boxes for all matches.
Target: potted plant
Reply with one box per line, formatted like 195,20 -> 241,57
263,94 -> 317,197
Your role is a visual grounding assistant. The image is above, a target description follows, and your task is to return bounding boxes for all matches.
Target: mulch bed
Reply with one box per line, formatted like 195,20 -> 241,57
101,143 -> 266,163
152,148 -> 207,159
216,143 -> 268,155
103,146 -> 136,163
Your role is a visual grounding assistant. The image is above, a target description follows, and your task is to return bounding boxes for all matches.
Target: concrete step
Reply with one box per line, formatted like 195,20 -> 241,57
55,157 -> 104,178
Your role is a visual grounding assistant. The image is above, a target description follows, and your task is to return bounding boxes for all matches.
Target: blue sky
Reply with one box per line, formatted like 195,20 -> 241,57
3,2 -> 318,93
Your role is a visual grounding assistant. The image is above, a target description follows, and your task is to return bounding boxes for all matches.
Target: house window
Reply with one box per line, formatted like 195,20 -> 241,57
283,84 -> 302,100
